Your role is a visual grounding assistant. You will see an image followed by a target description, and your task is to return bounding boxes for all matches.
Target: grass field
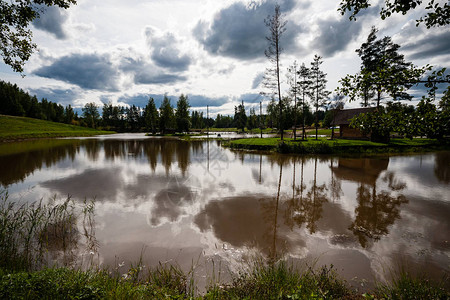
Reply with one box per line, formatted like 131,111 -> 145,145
0,115 -> 113,142
226,137 -> 448,154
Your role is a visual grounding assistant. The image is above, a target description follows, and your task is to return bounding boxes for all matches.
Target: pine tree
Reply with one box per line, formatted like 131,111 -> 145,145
144,97 -> 159,134
297,63 -> 312,140
159,95 -> 174,134
175,94 -> 191,133
310,55 -> 330,140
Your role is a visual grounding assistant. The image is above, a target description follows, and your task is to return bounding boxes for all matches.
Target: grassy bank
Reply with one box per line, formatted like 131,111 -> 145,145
0,115 -> 113,142
1,263 -> 448,299
226,137 -> 450,154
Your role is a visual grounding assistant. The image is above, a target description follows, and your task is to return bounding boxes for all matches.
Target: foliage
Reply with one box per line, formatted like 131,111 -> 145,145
82,102 -> 100,129
0,266 -> 190,299
176,94 -> 191,133
207,261 -> 352,299
350,80 -> 450,142
191,110 -> 205,129
287,61 -> 301,139
159,95 -> 175,134
125,105 -> 142,131
234,101 -> 247,132
247,107 -> 258,130
0,80 -> 72,124
338,27 -> 427,108
214,114 -> 234,128
0,0 -> 77,73
338,0 -> 450,28
227,136 -> 446,154
310,55 -> 330,139
144,97 -> 159,134
374,271 -> 450,299
297,63 -> 313,139
0,191 -> 78,272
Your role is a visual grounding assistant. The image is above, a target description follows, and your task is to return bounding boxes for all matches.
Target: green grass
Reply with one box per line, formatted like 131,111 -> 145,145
0,115 -> 114,142
374,271 -> 449,300
1,263 -> 448,299
226,137 -> 448,154
205,261 -> 353,299
307,128 -> 332,136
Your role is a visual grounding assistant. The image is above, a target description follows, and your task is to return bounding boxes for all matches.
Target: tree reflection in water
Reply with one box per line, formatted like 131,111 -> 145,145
331,158 -> 408,248
284,157 -> 328,234
434,152 -> 450,184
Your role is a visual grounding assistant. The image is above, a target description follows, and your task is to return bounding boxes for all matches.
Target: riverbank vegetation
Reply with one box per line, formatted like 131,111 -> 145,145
1,191 -> 448,299
0,115 -> 113,142
226,137 -> 450,154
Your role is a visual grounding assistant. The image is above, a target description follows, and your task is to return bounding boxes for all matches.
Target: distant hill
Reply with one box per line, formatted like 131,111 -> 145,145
0,115 -> 113,142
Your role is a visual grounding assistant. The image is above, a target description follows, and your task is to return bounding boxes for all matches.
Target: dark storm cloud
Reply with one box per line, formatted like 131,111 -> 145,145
239,93 -> 263,104
33,5 -> 68,39
401,31 -> 450,60
119,93 -> 228,108
145,27 -> 192,72
311,15 -> 363,57
252,72 -> 265,89
29,87 -> 79,106
120,56 -> 187,85
135,72 -> 187,85
188,95 -> 228,107
34,53 -> 120,91
193,0 -> 302,60
117,94 -> 157,108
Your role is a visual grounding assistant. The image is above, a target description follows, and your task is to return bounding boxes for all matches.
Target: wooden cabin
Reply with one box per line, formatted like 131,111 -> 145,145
331,107 -> 376,139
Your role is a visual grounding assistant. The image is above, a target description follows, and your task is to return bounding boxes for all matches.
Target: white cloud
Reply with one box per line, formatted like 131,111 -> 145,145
1,0 -> 447,111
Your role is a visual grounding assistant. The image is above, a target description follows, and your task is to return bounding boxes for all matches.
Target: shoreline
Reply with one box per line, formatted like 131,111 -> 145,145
223,137 -> 450,155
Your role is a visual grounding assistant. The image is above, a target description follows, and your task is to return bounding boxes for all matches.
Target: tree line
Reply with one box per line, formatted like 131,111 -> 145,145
0,81 -> 324,133
0,81 -> 76,124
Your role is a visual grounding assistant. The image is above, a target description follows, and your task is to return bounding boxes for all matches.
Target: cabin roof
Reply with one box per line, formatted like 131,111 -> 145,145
331,107 -> 376,125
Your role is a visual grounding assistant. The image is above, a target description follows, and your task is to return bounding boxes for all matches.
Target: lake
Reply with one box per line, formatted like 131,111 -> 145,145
1,133 -> 449,291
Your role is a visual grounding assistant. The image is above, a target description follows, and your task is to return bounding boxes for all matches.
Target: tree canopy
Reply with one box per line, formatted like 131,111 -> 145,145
0,0 -> 77,73
338,0 -> 450,28
338,27 -> 426,108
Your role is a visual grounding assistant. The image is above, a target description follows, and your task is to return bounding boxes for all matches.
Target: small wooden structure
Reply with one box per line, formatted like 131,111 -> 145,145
331,107 -> 376,139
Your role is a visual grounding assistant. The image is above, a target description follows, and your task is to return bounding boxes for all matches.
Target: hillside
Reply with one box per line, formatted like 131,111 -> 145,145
0,115 -> 113,142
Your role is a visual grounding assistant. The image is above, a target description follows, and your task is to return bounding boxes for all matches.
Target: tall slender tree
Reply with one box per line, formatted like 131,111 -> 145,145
297,63 -> 312,140
310,55 -> 330,140
287,61 -> 299,140
262,4 -> 287,140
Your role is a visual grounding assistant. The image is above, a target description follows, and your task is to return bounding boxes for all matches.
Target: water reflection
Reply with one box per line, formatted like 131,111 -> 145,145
285,157 -> 328,234
331,157 -> 408,247
1,136 -> 449,289
435,152 -> 450,184
0,139 -> 80,186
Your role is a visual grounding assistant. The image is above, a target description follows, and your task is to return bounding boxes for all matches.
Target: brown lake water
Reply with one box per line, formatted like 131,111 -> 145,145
1,133 -> 449,291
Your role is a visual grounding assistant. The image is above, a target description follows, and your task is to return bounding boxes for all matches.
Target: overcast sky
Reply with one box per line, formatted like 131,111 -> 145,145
1,0 -> 449,116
